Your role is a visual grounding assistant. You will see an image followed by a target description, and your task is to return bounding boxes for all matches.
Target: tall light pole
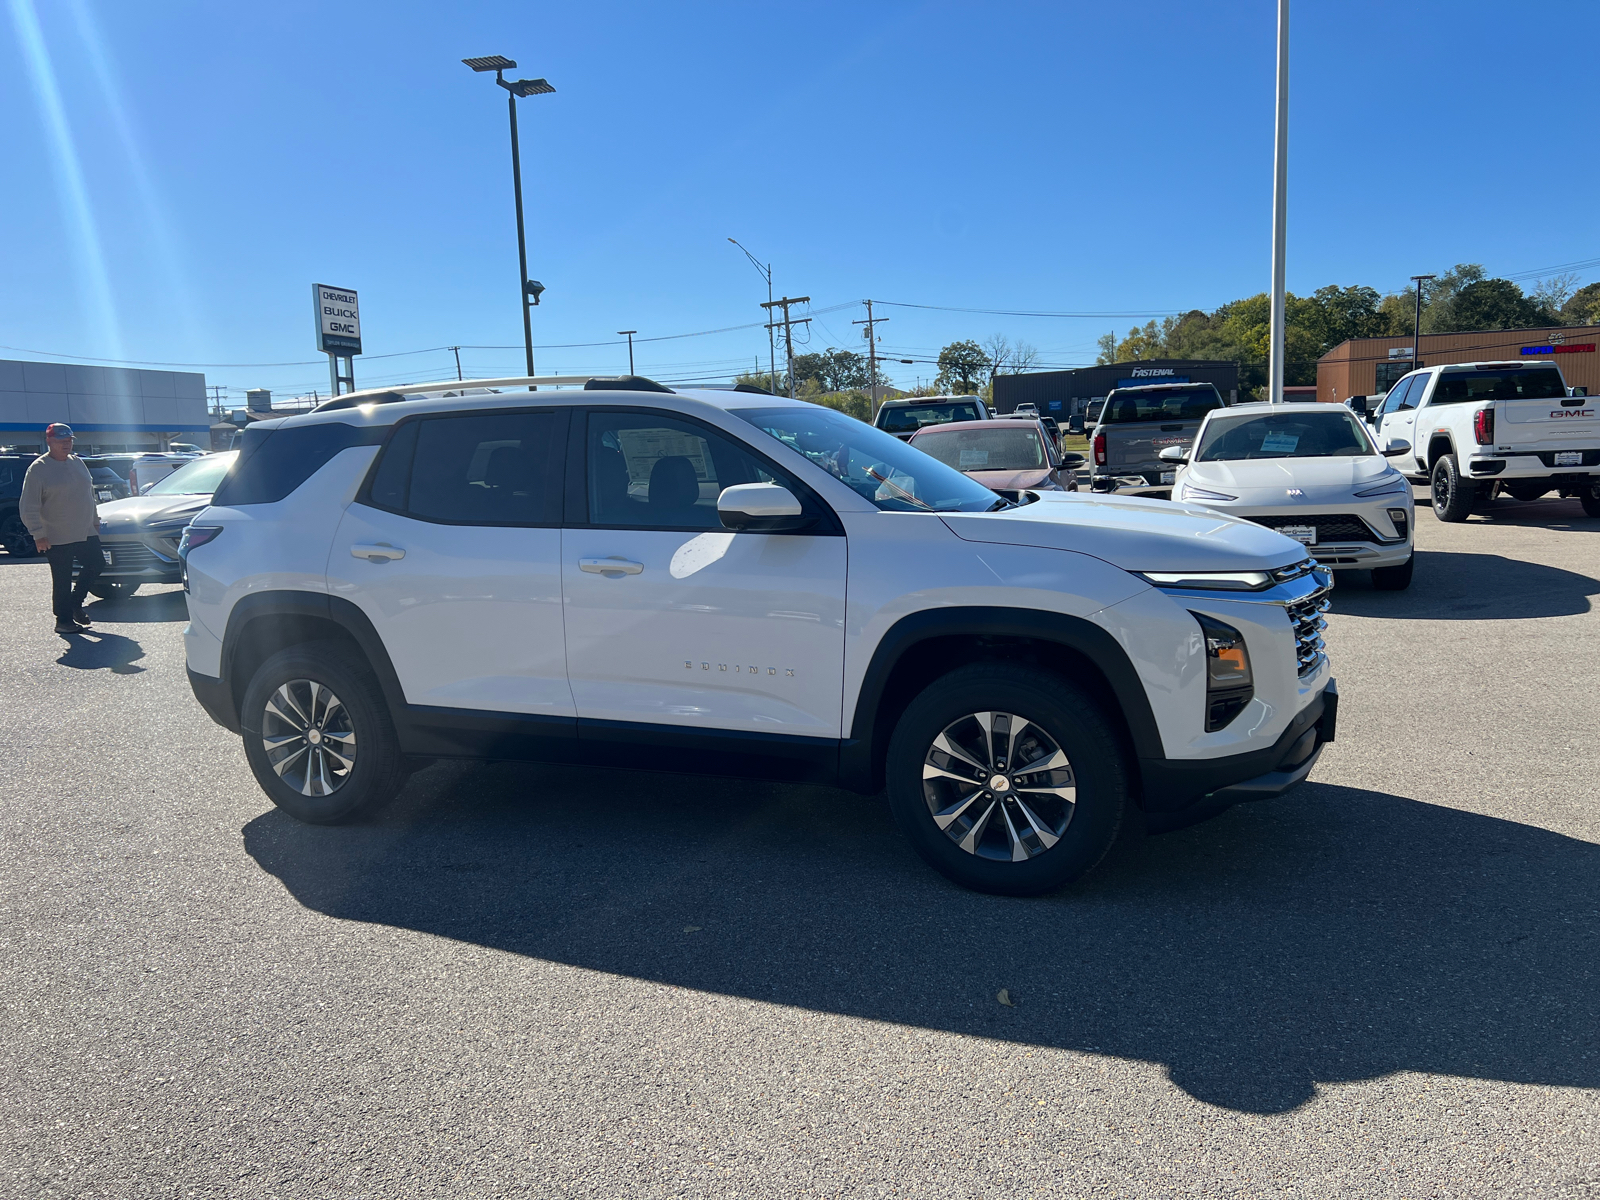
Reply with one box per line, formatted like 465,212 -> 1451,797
463,56 -> 554,383
1410,275 -> 1435,375
728,238 -> 777,391
617,330 -> 637,375
1268,0 -> 1289,404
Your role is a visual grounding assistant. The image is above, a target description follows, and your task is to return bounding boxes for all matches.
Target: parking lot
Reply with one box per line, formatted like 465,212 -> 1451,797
3,490 -> 1598,1199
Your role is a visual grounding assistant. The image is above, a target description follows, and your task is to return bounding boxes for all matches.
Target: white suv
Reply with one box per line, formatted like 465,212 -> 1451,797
180,377 -> 1337,895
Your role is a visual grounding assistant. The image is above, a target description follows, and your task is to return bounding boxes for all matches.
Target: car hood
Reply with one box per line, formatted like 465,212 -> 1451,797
1185,455 -> 1397,500
966,467 -> 1055,490
96,493 -> 212,530
939,491 -> 1304,572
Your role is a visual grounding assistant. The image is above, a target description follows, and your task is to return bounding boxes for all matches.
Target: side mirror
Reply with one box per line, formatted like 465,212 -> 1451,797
1059,452 -> 1086,468
1349,397 -> 1369,415
1574,386 -> 1589,398
1382,439 -> 1411,457
717,482 -> 814,532
1157,445 -> 1189,463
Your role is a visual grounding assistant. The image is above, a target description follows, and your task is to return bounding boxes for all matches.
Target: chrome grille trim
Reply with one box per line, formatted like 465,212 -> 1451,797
1286,586 -> 1332,678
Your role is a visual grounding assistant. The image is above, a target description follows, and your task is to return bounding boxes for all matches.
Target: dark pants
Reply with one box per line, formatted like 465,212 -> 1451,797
45,536 -> 102,620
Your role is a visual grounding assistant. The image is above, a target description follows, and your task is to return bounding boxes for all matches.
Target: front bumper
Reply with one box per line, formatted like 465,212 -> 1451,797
187,666 -> 240,733
84,533 -> 183,583
1141,679 -> 1337,832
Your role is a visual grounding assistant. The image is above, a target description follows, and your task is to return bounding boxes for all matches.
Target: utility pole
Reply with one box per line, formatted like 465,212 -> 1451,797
448,346 -> 463,380
1267,0 -> 1289,403
761,296 -> 810,399
1409,275 -> 1435,375
853,300 -> 889,417
618,330 -> 637,375
207,384 -> 226,418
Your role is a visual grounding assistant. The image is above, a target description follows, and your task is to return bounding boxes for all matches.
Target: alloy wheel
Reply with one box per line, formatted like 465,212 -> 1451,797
921,710 -> 1076,862
1431,465 -> 1450,512
262,679 -> 357,797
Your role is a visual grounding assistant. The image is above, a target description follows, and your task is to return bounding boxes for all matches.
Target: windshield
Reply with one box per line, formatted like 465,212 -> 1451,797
144,451 -> 237,496
1195,411 -> 1375,461
913,425 -> 1047,472
1431,368 -> 1566,403
878,401 -> 981,435
731,407 -> 1005,513
1100,387 -> 1223,424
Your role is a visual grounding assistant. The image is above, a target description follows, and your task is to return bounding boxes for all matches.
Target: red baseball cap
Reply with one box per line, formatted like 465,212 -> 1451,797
45,423 -> 74,439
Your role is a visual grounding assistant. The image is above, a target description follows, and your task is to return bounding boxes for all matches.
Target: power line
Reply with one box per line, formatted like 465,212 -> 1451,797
874,301 -> 1186,318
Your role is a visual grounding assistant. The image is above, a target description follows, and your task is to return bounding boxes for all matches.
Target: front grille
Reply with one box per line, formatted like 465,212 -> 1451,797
1249,513 -> 1376,543
1286,589 -> 1331,677
99,540 -> 171,572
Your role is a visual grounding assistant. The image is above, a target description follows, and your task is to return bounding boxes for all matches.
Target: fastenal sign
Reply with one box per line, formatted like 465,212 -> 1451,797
313,284 -> 362,355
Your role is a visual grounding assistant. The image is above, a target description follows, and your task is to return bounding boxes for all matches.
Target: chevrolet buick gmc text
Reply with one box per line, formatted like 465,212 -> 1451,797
179,380 -> 1337,895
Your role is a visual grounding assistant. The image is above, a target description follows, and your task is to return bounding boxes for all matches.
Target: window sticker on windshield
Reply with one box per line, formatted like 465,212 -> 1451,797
1260,432 -> 1300,454
959,449 -> 990,467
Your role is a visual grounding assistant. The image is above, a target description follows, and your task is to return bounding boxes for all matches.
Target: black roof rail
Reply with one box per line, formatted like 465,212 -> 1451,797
582,375 -> 675,393
732,382 -> 776,395
314,390 -> 410,413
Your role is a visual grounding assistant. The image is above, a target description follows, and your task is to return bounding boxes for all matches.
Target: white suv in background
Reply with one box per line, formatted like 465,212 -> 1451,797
180,377 -> 1337,895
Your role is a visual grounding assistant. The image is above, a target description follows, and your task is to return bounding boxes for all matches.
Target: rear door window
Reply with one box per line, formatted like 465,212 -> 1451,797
362,410 -> 564,526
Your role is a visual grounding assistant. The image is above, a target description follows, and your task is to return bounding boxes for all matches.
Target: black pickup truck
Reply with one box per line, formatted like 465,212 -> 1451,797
1089,382 -> 1229,495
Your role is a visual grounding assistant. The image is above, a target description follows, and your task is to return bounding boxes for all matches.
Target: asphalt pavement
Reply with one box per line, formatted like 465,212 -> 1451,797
3,490 -> 1598,1198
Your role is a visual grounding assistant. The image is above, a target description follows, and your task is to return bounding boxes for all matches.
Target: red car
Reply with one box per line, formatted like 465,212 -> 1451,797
908,418 -> 1082,501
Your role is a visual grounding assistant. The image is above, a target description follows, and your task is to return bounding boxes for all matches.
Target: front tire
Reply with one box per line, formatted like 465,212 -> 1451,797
1371,555 -> 1414,591
89,580 -> 140,600
1431,454 -> 1475,523
885,664 -> 1127,896
240,642 -> 405,824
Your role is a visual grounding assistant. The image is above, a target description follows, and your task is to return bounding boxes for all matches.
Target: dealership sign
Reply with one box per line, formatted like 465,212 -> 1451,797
1521,343 -> 1595,355
313,284 -> 362,355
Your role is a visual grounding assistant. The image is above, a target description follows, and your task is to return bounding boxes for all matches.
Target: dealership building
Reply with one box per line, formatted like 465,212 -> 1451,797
1317,324 -> 1600,403
991,359 -> 1241,419
0,358 -> 210,454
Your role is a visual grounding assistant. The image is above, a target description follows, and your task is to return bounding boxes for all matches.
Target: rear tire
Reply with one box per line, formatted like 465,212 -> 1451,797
89,580 -> 140,600
1430,454 -> 1475,523
1581,489 -> 1600,518
885,664 -> 1127,896
240,641 -> 405,824
1371,555 -> 1414,591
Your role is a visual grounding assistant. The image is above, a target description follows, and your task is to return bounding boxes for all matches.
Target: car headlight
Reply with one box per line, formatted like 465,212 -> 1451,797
1181,483 -> 1238,502
1139,569 -> 1274,592
1354,476 -> 1409,498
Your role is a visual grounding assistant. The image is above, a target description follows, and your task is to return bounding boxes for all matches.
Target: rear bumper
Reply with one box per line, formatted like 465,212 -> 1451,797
1468,451 -> 1600,482
1142,680 -> 1337,832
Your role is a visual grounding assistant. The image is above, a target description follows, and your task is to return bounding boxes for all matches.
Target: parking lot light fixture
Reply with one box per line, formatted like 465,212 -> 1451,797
463,56 -> 556,384
617,331 -> 637,375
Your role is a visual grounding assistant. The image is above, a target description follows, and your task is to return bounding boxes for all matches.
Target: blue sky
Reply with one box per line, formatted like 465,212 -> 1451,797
4,0 -> 1598,404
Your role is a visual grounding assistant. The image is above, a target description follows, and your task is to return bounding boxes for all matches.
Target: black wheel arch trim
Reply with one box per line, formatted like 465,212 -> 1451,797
838,605 -> 1165,794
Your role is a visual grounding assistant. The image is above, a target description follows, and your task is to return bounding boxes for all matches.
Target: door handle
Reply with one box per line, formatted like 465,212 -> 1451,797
579,556 -> 644,575
351,542 -> 406,561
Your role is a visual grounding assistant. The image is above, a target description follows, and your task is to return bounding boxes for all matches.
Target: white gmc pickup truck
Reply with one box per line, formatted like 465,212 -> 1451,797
1373,360 -> 1600,520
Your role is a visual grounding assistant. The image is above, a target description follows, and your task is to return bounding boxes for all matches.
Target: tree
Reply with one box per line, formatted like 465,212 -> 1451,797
981,334 -> 1042,379
1419,263 -> 1487,333
934,340 -> 988,393
1563,281 -> 1600,326
1438,278 -> 1544,332
1095,332 -> 1118,365
1530,272 -> 1581,318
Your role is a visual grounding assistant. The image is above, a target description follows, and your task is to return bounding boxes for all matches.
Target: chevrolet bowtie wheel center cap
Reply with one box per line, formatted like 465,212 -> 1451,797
989,774 -> 1011,792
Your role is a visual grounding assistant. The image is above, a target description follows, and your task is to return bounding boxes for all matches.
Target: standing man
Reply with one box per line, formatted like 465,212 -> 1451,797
19,423 -> 102,635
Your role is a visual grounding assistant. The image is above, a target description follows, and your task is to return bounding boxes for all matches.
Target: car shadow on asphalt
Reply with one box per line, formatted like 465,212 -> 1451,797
1333,550 -> 1599,619
1456,494 -> 1600,531
55,629 -> 146,673
82,588 -> 187,624
241,767 -> 1600,1115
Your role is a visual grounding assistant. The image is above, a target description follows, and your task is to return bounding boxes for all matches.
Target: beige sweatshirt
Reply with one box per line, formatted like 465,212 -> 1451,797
19,454 -> 99,546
